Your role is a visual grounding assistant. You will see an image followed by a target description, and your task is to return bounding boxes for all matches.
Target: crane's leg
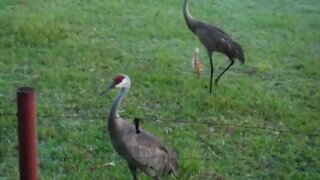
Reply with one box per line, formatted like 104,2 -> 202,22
208,53 -> 214,93
128,163 -> 138,180
215,60 -> 234,85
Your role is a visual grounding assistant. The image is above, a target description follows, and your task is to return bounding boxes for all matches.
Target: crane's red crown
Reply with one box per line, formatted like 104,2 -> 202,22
114,75 -> 125,85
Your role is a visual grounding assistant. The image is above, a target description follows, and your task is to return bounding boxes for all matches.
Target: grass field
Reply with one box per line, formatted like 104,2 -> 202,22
0,0 -> 319,179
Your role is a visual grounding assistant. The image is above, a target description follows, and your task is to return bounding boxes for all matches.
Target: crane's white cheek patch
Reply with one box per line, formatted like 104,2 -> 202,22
116,79 -> 128,88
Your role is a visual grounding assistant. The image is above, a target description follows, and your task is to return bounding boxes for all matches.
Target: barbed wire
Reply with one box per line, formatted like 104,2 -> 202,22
1,113 -> 319,177
1,112 -> 319,137
1,154 -> 319,163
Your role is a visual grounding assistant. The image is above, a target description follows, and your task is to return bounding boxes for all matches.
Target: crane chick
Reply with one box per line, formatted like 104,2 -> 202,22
192,47 -> 204,78
101,74 -> 179,180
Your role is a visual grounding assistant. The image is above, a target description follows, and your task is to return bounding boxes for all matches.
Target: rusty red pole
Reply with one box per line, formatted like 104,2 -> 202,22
17,87 -> 38,180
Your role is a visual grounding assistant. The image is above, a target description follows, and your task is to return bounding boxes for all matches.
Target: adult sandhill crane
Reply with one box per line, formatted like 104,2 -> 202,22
102,74 -> 179,180
192,47 -> 204,78
183,0 -> 245,93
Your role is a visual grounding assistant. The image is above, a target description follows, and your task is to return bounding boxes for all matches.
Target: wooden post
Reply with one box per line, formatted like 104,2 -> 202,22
17,87 -> 38,180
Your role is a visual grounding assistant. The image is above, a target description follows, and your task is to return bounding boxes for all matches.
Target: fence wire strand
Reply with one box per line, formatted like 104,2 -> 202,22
1,111 -> 319,177
1,112 -> 319,137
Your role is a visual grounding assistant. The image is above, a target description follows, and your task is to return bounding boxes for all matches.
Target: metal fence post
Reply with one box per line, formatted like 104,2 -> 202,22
17,87 -> 38,180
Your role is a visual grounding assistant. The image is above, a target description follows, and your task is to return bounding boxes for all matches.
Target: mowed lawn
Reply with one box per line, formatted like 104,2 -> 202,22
0,0 -> 319,179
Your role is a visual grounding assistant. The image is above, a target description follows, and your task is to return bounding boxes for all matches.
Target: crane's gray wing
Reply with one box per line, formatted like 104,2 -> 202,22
198,21 -> 231,37
196,24 -> 232,48
195,23 -> 244,61
123,130 -> 179,177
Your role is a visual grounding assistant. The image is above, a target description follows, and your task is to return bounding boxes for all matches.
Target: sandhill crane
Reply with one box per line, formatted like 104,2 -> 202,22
102,74 -> 179,180
192,47 -> 204,77
183,0 -> 245,93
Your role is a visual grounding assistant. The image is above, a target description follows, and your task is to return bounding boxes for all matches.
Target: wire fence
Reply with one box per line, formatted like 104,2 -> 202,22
1,112 -> 319,137
1,110 -> 319,178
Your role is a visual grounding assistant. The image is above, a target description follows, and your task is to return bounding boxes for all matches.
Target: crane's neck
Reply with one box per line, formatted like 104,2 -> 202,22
108,83 -> 131,123
183,0 -> 197,33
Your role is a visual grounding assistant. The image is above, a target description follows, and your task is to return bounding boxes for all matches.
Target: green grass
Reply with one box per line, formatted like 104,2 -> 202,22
0,0 -> 319,179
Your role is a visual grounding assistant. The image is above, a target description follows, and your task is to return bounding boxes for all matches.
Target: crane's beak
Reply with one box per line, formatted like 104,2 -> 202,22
99,82 -> 116,96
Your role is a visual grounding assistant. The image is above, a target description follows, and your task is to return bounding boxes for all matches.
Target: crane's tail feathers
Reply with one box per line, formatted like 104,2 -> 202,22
171,151 -> 179,177
232,41 -> 245,64
170,160 -> 179,177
